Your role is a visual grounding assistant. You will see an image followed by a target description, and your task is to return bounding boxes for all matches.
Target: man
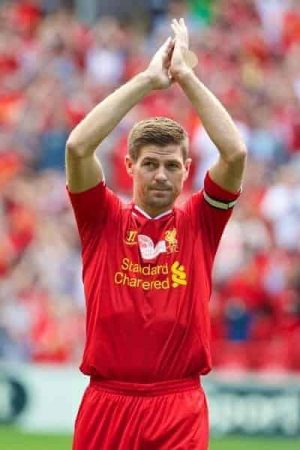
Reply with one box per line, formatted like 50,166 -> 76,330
66,18 -> 246,450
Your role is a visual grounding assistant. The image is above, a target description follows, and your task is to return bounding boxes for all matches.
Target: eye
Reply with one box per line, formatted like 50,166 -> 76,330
143,161 -> 156,169
167,162 -> 180,170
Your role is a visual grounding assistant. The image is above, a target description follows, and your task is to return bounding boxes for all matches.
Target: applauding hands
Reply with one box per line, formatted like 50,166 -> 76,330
144,18 -> 197,90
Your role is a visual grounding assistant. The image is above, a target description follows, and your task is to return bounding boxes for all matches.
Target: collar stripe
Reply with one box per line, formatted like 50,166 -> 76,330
133,205 -> 172,220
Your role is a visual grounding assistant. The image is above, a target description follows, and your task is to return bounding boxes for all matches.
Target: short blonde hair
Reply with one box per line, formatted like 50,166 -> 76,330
128,117 -> 189,161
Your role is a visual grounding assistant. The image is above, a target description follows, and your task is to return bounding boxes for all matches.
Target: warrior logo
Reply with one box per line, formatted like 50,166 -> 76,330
124,230 -> 138,246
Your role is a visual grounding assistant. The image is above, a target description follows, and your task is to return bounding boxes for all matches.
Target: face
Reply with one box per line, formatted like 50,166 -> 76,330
126,144 -> 191,217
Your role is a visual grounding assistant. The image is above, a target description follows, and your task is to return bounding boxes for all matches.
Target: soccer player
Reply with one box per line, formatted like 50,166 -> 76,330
66,18 -> 246,450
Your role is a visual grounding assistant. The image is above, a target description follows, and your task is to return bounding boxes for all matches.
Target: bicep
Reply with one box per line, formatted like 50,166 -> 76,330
65,149 -> 104,193
208,153 -> 246,193
184,193 -> 234,263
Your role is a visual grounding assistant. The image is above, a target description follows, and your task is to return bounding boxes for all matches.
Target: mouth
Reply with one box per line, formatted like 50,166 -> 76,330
150,187 -> 171,192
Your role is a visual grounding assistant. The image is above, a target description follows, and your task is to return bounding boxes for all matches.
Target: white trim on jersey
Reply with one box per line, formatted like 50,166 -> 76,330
203,191 -> 238,210
133,205 -> 172,220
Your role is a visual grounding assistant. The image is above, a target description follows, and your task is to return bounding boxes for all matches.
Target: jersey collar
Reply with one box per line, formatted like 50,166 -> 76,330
132,205 -> 173,220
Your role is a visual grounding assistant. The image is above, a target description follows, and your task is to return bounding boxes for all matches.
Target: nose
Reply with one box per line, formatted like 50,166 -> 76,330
154,166 -> 168,182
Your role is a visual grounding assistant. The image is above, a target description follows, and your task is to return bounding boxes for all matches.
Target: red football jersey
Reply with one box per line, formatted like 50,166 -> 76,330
67,172 -> 240,382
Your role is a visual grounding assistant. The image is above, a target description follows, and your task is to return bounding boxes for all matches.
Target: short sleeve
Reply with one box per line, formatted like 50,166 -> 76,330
203,171 -> 240,210
184,172 -> 241,260
66,181 -> 122,247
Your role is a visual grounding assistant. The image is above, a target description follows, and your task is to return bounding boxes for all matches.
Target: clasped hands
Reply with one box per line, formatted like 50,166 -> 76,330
145,18 -> 197,90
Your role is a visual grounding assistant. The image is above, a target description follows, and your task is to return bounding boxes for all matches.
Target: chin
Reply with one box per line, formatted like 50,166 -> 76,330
148,196 -> 173,210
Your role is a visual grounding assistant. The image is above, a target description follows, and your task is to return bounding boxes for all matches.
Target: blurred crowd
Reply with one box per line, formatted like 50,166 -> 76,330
1,0 -> 300,372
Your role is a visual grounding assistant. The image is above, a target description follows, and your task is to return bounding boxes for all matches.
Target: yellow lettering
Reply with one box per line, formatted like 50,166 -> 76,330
142,281 -> 151,290
162,264 -> 168,274
142,265 -> 150,275
121,258 -> 129,270
116,258 -> 186,290
114,272 -> 123,284
150,266 -> 157,275
115,271 -> 172,290
131,264 -> 139,273
161,278 -> 170,289
129,277 -> 137,287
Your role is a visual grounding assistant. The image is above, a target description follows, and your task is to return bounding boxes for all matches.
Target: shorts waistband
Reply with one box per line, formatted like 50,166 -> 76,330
90,376 -> 201,396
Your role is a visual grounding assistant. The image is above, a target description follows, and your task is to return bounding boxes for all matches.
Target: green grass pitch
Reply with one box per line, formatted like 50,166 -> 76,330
1,427 -> 300,450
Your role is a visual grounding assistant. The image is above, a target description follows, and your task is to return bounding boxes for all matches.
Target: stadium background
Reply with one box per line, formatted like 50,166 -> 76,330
0,0 -> 300,448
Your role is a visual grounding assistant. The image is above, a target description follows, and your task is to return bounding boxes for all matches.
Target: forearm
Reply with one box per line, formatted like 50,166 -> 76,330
66,72 -> 153,157
177,70 -> 246,162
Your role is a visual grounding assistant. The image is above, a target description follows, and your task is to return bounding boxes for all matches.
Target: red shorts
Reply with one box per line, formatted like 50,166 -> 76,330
72,376 -> 209,450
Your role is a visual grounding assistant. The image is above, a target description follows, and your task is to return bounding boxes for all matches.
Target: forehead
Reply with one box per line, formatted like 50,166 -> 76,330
138,144 -> 183,161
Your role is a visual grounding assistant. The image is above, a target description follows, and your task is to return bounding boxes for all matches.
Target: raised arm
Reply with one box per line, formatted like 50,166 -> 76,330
66,38 -> 174,193
170,19 -> 247,193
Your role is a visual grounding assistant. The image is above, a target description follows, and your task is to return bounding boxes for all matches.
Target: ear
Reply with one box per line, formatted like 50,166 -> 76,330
125,155 -> 134,177
183,158 -> 192,181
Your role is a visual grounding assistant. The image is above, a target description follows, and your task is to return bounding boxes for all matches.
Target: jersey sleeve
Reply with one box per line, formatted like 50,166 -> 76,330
184,171 -> 241,260
66,181 -> 122,248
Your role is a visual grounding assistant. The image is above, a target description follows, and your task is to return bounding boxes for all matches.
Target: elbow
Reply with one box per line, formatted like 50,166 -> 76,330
66,136 -> 87,158
226,144 -> 247,165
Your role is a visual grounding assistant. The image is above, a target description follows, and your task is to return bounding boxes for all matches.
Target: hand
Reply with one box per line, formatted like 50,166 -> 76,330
143,37 -> 175,90
170,18 -> 193,80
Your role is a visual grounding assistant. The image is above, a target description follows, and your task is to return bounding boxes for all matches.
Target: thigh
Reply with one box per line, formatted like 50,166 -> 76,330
142,388 -> 209,450
72,385 -> 145,450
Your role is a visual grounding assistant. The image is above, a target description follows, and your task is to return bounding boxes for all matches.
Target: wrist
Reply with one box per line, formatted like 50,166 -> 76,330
173,67 -> 194,84
138,70 -> 157,91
